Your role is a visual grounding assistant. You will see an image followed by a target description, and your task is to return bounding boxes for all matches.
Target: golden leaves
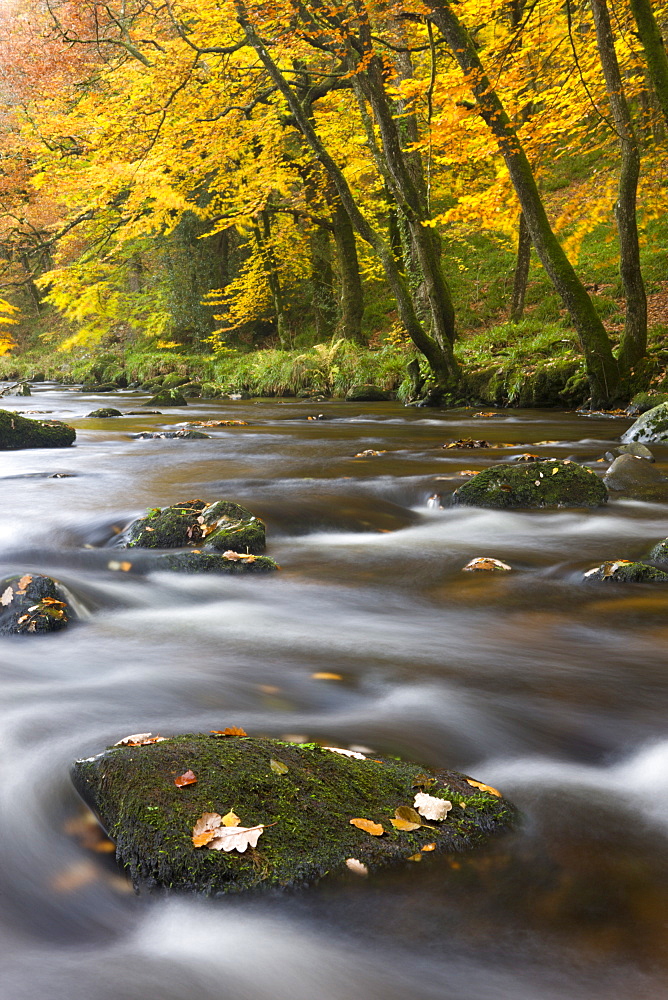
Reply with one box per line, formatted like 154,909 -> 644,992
390,806 -> 422,832
174,769 -> 197,788
269,758 -> 289,775
349,817 -> 385,836
192,811 -> 265,852
462,557 -> 512,572
114,733 -> 166,747
210,726 -> 247,737
465,778 -> 502,798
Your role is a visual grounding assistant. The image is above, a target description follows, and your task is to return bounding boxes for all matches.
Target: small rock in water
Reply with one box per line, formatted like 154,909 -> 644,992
87,408 -> 123,418
583,561 -> 668,583
452,460 -> 607,509
0,409 -> 76,450
603,454 -> 665,498
462,557 -> 512,572
0,574 -> 76,634
131,430 -> 211,440
124,498 -> 266,554
70,733 -> 516,895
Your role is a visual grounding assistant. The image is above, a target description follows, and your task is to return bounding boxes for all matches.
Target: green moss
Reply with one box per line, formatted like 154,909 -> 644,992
584,560 -> 668,582
452,460 -> 608,509
127,500 -> 207,548
648,539 -> 668,563
0,574 -> 74,634
0,409 -> 76,450
155,552 -> 278,574
71,735 -> 516,895
126,499 -> 267,554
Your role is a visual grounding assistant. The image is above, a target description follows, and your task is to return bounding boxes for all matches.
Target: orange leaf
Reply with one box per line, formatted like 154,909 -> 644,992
192,812 -> 222,847
174,769 -> 197,788
465,778 -> 502,798
421,843 -> 436,852
210,726 -> 247,737
350,817 -> 384,836
114,733 -> 166,747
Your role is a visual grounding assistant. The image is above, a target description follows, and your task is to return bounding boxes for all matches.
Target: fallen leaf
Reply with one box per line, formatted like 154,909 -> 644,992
270,758 -> 289,775
192,812 -> 222,847
413,792 -> 452,821
465,778 -> 502,798
114,733 -> 166,747
421,843 -> 436,851
1,586 -> 14,606
16,574 -> 32,593
324,746 -> 367,760
345,858 -> 368,876
174,769 -> 197,788
552,468 -> 559,475
311,672 -> 343,681
407,853 -> 423,861
107,560 -> 133,572
390,806 -> 423,832
208,824 -> 265,853
210,727 -> 248,737
40,597 -> 66,606
350,817 -> 385,836
222,810 -> 241,827
462,557 -> 512,572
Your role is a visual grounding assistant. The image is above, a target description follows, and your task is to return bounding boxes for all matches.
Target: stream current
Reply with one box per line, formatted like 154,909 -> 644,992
1,386 -> 667,1000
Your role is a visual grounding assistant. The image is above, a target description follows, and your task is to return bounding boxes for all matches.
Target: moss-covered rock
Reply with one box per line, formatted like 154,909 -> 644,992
143,390 -> 188,407
626,392 -> 668,416
179,382 -> 202,397
87,407 -> 123,418
70,734 -> 516,895
0,573 -> 75,634
0,409 -> 76,450
452,460 -> 607,509
80,382 -> 117,393
345,384 -> 392,402
648,538 -> 668,563
161,373 -> 191,389
621,402 -> 668,444
126,499 -> 266,554
154,551 -> 278,574
603,454 -> 666,495
583,560 -> 668,583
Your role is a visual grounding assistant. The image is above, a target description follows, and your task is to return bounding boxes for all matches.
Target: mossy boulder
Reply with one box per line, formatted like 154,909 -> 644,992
70,734 -> 516,895
452,460 -> 607,509
161,373 -> 191,389
0,409 -> 76,450
143,390 -> 187,407
583,560 -> 668,583
648,538 -> 668,563
87,407 -> 123,418
154,551 -> 278,574
621,402 -> 668,444
603,454 -> 666,496
81,382 -> 117,393
345,384 -> 392,402
626,392 -> 668,416
0,573 -> 75,634
125,499 -> 266,553
179,382 -> 202,397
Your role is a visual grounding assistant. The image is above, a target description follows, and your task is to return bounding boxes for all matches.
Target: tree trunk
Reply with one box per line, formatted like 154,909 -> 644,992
590,0 -> 647,371
236,8 -> 460,394
425,0 -> 619,407
331,199 -> 364,343
254,212 -> 288,348
629,0 -> 668,128
510,213 -> 531,322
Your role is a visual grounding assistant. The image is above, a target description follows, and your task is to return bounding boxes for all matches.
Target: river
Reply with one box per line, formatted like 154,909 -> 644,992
1,386 -> 667,1000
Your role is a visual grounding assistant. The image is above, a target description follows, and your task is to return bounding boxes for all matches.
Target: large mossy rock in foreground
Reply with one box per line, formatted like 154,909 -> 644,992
621,402 -> 668,443
126,499 -> 266,553
452,459 -> 607,509
0,409 -> 76,450
0,573 -> 75,634
71,734 -> 515,895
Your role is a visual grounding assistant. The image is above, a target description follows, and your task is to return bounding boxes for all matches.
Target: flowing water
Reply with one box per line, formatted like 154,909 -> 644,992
1,386 -> 667,1000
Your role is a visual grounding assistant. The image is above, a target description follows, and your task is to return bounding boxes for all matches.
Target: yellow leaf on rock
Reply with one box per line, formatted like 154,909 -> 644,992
350,817 -> 385,836
114,733 -> 166,747
270,758 -> 289,775
1,586 -> 14,606
407,853 -> 423,861
222,810 -> 241,827
210,727 -> 247,737
16,574 -> 32,593
421,843 -> 436,852
390,806 -> 423,831
192,812 -> 222,847
465,779 -> 502,798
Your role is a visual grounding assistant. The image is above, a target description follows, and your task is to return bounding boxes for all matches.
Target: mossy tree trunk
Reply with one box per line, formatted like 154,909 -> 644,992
425,0 -> 620,407
236,9 -> 460,396
330,198 -> 365,343
629,0 -> 668,129
590,0 -> 647,371
510,213 -> 531,322
254,211 -> 288,348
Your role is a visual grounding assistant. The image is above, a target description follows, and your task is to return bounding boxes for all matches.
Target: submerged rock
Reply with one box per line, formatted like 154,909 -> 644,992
131,430 -> 211,440
125,499 -> 266,553
154,551 -> 278,574
0,573 -> 75,634
584,560 -> 668,583
621,402 -> 668,444
452,460 -> 607,509
0,409 -> 76,450
87,407 -> 123,418
143,390 -> 187,407
70,733 -> 516,895
603,454 -> 665,498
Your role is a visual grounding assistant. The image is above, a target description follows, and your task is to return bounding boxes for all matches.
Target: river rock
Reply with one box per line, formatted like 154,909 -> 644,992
125,499 -> 266,553
621,402 -> 668,444
70,733 -> 516,895
345,384 -> 392,402
0,573 -> 75,634
154,551 -> 278,573
451,459 -> 607,509
131,430 -> 211,440
603,454 -> 666,495
626,392 -> 668,416
0,409 -> 76,450
161,374 -> 191,389
648,538 -> 668,563
87,407 -> 123,418
583,560 -> 668,583
143,390 -> 187,407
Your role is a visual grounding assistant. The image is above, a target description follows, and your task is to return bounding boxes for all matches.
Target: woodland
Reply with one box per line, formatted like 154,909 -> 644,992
1,0 -> 668,408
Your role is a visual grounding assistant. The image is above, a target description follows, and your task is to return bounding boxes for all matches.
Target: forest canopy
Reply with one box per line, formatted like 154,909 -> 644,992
1,0 -> 668,405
